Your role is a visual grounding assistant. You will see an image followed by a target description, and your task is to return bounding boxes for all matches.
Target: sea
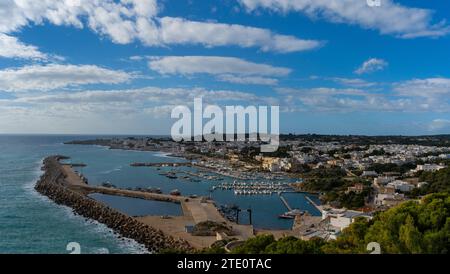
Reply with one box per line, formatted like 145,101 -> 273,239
0,135 -> 321,254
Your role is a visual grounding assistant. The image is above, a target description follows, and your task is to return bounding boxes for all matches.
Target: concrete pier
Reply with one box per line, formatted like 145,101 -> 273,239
305,195 -> 322,213
279,195 -> 293,211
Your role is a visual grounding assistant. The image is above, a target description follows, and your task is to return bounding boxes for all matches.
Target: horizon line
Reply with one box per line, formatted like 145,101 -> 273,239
0,133 -> 449,138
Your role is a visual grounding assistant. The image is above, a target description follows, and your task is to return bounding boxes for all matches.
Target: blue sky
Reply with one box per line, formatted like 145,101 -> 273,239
0,0 -> 449,135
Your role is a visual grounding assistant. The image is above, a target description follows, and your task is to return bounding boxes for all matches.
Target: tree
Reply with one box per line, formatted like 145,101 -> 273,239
418,167 -> 450,194
399,215 -> 423,253
265,237 -> 325,254
231,234 -> 275,254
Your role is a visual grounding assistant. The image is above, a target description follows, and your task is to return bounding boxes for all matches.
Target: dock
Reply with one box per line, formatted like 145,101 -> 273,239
305,195 -> 322,213
279,195 -> 293,211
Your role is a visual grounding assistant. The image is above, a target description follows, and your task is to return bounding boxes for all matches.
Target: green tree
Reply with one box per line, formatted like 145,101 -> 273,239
399,215 -> 423,253
231,234 -> 275,254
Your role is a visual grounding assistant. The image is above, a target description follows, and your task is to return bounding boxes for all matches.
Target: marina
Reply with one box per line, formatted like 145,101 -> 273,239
131,162 -> 192,167
63,145 -> 321,230
212,181 -> 292,195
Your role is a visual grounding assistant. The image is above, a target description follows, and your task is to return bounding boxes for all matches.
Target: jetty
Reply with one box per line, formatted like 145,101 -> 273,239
305,195 -> 323,213
279,195 -> 293,211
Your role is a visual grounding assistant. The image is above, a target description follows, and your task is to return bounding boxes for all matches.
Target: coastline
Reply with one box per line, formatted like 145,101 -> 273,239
34,156 -> 193,253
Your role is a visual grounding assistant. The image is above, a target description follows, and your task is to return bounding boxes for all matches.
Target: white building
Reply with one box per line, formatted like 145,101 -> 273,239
322,209 -> 372,231
374,176 -> 396,186
388,180 -> 415,192
415,164 -> 446,172
375,193 -> 405,207
362,170 -> 378,177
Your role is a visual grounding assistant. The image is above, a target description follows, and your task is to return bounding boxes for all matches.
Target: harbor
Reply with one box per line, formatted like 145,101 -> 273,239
63,146 -> 321,230
54,158 -> 255,249
212,181 -> 293,195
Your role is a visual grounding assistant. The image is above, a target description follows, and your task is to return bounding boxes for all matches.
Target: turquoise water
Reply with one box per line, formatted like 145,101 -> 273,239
0,135 -> 321,254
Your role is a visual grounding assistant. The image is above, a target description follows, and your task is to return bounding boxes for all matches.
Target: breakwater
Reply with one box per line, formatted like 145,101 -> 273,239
34,156 -> 192,253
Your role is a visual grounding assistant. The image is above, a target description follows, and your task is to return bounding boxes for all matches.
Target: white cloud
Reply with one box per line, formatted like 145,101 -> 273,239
278,87 -> 369,97
0,33 -> 47,60
355,58 -> 388,74
276,82 -> 450,113
429,119 -> 450,131
0,86 -> 278,130
310,76 -> 378,88
148,56 -> 291,77
0,0 -> 321,57
158,17 -> 322,53
216,74 -> 278,85
0,0 -> 158,35
0,85 -> 279,134
10,87 -> 278,113
239,0 -> 450,38
0,64 -> 132,91
394,78 -> 450,98
279,91 -> 418,113
329,77 -> 377,88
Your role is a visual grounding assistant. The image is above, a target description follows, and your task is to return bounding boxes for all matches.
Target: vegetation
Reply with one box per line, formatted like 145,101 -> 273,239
338,190 -> 369,209
192,221 -> 232,236
231,235 -> 326,254
222,192 -> 449,254
302,167 -> 347,193
304,177 -> 347,192
411,167 -> 450,196
369,162 -> 416,174
302,167 -> 371,209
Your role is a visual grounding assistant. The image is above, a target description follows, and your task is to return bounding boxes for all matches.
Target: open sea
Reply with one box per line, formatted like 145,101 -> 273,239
0,135 -> 321,254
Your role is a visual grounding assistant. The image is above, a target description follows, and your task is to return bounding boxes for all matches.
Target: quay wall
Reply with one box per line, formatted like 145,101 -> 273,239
34,156 -> 192,253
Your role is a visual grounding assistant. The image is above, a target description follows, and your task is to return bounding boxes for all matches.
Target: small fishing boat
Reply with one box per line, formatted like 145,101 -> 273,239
278,214 -> 295,219
170,189 -> 181,196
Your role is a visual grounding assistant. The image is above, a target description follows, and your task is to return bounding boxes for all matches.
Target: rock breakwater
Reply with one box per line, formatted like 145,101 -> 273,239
34,156 -> 192,253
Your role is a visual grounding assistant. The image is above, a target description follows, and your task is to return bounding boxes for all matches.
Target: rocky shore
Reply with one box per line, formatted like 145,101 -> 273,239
34,156 -> 193,253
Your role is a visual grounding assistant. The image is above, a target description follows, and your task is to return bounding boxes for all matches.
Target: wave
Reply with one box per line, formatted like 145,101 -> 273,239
22,157 -> 45,199
64,208 -> 149,254
99,166 -> 123,174
22,158 -> 148,254
154,152 -> 176,159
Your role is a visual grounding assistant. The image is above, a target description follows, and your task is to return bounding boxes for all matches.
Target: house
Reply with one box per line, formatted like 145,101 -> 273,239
279,158 -> 292,171
261,157 -> 282,172
388,180 -> 415,192
322,209 -> 372,231
375,193 -> 405,207
374,176 -> 396,186
346,183 -> 365,194
415,164 -> 446,172
362,170 -> 378,177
